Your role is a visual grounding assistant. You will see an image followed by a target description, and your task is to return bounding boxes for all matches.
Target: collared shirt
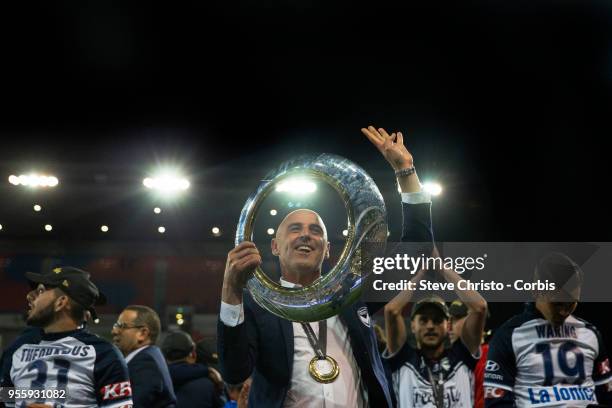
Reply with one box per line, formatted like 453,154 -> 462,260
125,345 -> 150,364
285,279 -> 366,408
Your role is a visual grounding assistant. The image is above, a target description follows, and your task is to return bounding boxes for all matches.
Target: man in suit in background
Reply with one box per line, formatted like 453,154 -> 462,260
218,126 -> 435,407
112,305 -> 177,408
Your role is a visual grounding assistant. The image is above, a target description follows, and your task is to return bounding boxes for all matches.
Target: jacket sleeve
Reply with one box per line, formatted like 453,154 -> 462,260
94,343 -> 133,407
129,355 -> 164,407
217,295 -> 260,385
368,201 -> 435,315
400,201 -> 434,249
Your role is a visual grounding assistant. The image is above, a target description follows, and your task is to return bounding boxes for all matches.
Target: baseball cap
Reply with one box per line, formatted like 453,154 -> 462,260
196,338 -> 219,369
448,300 -> 468,319
410,296 -> 450,320
162,331 -> 195,361
25,266 -> 106,323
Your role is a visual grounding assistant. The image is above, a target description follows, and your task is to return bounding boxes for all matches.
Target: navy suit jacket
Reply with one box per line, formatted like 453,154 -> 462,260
128,345 -> 177,408
218,201 -> 434,407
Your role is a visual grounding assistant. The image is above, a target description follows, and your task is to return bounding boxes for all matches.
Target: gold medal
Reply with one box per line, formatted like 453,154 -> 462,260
308,355 -> 340,383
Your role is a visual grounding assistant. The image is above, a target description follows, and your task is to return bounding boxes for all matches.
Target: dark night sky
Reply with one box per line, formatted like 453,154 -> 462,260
0,1 -> 611,339
0,1 -> 610,242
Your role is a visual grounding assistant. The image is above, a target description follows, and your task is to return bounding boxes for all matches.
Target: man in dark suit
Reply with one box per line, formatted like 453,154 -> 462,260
112,304 -> 177,408
218,126 -> 435,407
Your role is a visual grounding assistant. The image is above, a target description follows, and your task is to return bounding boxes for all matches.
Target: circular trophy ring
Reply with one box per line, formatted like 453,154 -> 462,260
235,153 -> 388,322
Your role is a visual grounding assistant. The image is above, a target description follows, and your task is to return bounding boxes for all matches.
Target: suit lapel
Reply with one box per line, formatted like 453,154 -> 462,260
341,305 -> 370,364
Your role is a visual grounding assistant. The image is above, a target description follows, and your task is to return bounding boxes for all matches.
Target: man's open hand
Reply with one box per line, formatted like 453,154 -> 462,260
361,125 -> 414,170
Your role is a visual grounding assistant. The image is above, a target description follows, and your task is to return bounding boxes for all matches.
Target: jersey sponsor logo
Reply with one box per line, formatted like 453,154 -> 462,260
484,372 -> 504,381
357,306 -> 370,327
485,360 -> 499,372
101,381 -> 132,400
597,358 -> 611,376
534,324 -> 577,339
19,345 -> 92,363
484,386 -> 506,399
413,385 -> 461,406
525,385 -> 595,404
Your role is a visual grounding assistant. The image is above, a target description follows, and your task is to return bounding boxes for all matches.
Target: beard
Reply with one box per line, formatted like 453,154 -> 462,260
26,301 -> 56,328
418,333 -> 445,350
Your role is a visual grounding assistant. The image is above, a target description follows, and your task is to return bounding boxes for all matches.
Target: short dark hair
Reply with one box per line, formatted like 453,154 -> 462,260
67,298 -> 87,322
125,305 -> 161,344
54,288 -> 87,323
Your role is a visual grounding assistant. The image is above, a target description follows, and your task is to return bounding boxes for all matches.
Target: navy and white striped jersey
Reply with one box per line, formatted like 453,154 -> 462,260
1,327 -> 133,408
383,339 -> 480,407
484,303 -> 612,407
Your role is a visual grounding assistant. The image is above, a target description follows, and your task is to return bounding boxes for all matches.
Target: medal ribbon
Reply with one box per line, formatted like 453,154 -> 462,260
301,321 -> 327,359
422,356 -> 446,408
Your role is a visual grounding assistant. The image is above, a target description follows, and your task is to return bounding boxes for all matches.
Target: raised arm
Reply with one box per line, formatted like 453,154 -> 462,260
360,126 -> 421,193
436,252 -> 487,356
217,242 -> 262,383
384,268 -> 428,354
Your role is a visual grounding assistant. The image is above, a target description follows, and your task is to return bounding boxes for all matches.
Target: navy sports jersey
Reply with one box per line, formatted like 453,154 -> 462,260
383,338 -> 480,407
484,303 -> 612,407
0,327 -> 133,408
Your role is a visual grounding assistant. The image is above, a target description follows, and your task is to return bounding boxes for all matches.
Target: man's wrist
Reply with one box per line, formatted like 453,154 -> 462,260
394,166 -> 416,178
221,282 -> 243,305
396,165 -> 421,193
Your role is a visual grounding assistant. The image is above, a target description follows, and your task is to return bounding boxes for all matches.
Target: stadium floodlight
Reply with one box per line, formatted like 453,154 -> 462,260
142,170 -> 190,195
275,178 -> 317,195
8,174 -> 59,188
422,182 -> 443,196
44,224 -> 53,231
397,181 -> 443,196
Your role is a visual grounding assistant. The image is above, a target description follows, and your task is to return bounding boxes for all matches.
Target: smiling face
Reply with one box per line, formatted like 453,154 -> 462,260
271,209 -> 330,285
411,305 -> 449,351
26,284 -> 61,328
